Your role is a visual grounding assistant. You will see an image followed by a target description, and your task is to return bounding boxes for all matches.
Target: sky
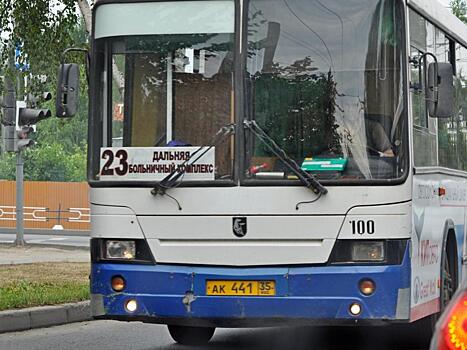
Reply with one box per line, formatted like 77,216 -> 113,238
438,0 -> 451,7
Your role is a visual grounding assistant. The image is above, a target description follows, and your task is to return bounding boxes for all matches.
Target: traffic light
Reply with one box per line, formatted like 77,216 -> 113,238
13,100 -> 51,151
2,126 -> 16,153
1,75 -> 52,152
17,108 -> 52,126
27,91 -> 52,105
15,126 -> 34,151
1,79 -> 16,153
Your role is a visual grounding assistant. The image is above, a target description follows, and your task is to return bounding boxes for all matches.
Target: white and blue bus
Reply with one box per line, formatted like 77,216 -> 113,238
57,0 -> 467,345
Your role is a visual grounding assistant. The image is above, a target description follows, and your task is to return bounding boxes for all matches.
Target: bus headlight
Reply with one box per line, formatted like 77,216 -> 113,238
105,240 -> 136,260
91,238 -> 155,264
351,242 -> 385,262
328,240 -> 407,265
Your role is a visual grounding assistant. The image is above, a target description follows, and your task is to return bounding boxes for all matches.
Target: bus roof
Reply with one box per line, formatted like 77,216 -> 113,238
409,0 -> 467,47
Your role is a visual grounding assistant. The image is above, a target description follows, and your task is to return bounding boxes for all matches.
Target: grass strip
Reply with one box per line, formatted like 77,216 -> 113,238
0,262 -> 90,311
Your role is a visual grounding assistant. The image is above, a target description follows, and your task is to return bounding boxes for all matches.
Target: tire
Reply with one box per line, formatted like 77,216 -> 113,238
439,247 -> 456,311
167,325 -> 215,345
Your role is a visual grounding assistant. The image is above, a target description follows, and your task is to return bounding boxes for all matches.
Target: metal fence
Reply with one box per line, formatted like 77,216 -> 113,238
0,181 -> 90,231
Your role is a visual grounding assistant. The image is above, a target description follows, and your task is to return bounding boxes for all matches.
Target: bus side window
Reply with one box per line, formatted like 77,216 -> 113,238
409,47 -> 427,128
409,9 -> 428,128
409,9 -> 437,167
455,44 -> 467,171
435,28 -> 458,170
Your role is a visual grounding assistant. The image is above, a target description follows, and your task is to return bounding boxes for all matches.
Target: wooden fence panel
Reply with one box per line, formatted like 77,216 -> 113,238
0,181 -> 90,231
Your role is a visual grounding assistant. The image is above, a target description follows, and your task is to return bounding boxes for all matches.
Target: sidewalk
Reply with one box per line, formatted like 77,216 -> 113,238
0,244 -> 89,265
0,231 -> 89,249
0,243 -> 91,333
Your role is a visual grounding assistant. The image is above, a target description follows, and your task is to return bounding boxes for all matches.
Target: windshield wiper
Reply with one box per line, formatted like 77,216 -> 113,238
243,120 -> 327,196
151,123 -> 235,197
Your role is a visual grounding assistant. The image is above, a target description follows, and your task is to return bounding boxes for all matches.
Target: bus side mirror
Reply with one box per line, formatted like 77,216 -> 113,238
56,63 -> 80,118
427,62 -> 454,118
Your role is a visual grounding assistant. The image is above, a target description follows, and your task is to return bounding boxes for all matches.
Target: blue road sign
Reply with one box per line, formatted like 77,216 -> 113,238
15,44 -> 30,72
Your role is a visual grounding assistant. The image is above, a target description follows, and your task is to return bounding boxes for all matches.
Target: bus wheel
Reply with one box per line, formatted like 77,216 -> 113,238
167,325 -> 215,345
440,250 -> 455,311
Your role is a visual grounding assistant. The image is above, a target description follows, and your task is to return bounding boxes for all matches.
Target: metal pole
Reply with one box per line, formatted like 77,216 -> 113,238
14,60 -> 26,246
14,151 -> 25,246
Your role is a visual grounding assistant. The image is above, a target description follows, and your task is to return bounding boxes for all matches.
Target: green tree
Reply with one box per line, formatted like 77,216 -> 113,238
449,0 -> 467,171
451,0 -> 467,23
0,143 -> 87,182
0,0 -> 82,86
0,1 -> 89,182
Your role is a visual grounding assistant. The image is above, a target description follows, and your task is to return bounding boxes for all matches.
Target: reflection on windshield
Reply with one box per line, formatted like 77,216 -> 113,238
109,32 -> 235,180
246,0 -> 406,181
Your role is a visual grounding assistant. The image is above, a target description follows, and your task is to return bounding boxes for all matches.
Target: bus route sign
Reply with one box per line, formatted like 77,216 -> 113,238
99,147 -> 215,181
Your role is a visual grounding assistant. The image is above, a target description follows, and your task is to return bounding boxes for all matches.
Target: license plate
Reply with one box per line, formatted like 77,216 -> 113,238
206,280 -> 276,296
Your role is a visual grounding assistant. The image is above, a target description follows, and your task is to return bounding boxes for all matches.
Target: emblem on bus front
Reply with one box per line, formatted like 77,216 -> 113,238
232,217 -> 247,237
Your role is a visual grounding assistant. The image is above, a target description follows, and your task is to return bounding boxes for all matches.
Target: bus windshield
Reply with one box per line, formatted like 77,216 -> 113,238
245,0 -> 407,181
95,0 -> 407,184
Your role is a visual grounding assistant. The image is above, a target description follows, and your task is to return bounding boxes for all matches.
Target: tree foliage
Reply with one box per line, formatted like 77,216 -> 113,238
0,0 -> 81,85
451,0 -> 467,23
0,1 -> 89,182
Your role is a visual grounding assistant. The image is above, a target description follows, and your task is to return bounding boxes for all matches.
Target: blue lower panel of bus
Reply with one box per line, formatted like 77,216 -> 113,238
91,248 -> 410,325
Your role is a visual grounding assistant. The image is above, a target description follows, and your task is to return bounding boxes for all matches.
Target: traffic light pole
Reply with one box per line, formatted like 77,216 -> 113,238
15,72 -> 26,246
14,70 -> 26,246
2,57 -> 50,246
14,151 -> 25,246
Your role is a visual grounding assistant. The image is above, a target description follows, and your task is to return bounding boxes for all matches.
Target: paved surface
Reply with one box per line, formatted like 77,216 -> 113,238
0,320 -> 429,350
0,244 -> 89,264
0,233 -> 89,248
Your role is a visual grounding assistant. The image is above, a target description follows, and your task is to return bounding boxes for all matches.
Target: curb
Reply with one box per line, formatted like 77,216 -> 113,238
0,301 -> 91,333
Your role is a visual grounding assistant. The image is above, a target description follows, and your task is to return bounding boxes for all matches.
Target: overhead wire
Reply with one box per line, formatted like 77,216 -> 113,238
315,0 -> 344,69
249,3 -> 332,68
281,0 -> 335,72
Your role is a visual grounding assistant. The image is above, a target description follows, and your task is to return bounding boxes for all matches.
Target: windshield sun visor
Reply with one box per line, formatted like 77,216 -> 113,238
94,1 -> 235,39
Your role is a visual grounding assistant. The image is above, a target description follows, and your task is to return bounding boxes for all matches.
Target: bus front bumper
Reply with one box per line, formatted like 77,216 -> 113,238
90,250 -> 411,327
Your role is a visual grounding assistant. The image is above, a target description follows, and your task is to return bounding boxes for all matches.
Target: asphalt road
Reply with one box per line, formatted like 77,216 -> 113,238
0,320 -> 429,350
